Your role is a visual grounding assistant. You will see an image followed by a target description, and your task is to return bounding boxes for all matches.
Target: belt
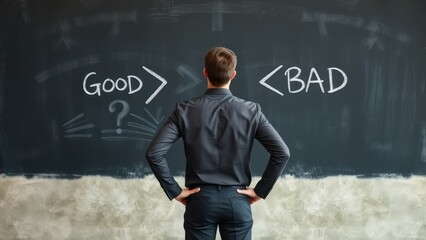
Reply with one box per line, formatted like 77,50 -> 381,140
191,184 -> 246,190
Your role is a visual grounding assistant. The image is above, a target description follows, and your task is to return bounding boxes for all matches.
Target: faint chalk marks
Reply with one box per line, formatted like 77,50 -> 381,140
63,113 -> 94,139
79,0 -> 104,10
55,35 -> 75,50
175,64 -> 202,94
54,21 -> 75,50
129,113 -> 157,131
35,55 -> 100,83
101,100 -> 163,141
0,35 -> 9,161
127,121 -> 157,135
302,11 -> 364,36
35,10 -> 137,42
338,107 -> 350,141
7,0 -> 32,24
126,108 -> 163,137
63,102 -> 163,141
336,0 -> 359,10
0,36 -> 6,101
150,1 -> 246,31
20,0 -> 31,24
75,10 -> 137,35
147,2 -> 179,22
302,11 -> 410,50
110,52 -> 140,62
63,113 -> 86,128
363,35 -> 384,51
100,132 -> 151,141
211,1 -> 224,31
363,21 -> 391,51
152,1 -> 302,22
144,108 -> 164,125
421,123 -> 426,162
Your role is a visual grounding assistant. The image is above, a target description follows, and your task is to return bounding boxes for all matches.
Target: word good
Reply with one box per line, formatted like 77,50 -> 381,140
83,72 -> 143,96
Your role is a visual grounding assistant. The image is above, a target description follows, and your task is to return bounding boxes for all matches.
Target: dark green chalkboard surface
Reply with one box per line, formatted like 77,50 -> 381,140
1,0 -> 425,177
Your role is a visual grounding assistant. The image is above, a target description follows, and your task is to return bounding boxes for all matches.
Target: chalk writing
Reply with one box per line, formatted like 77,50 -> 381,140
83,72 -> 143,96
259,65 -> 284,96
260,65 -> 348,95
82,66 -> 167,104
142,66 -> 168,104
62,101 -> 164,141
101,102 -> 163,141
109,100 -> 130,135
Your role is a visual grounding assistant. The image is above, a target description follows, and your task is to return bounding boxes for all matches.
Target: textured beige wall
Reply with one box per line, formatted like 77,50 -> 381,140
0,175 -> 425,240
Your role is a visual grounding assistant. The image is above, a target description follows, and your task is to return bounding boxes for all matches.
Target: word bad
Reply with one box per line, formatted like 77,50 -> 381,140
260,66 -> 348,95
83,72 -> 143,96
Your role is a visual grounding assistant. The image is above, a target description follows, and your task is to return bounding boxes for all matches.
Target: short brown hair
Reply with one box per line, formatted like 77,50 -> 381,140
204,47 -> 237,87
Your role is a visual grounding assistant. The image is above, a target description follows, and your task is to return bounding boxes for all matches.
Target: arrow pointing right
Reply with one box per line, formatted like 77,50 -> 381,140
175,64 -> 202,94
142,66 -> 168,104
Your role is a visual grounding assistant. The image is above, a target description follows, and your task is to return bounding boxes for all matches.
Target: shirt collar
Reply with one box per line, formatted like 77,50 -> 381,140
204,88 -> 233,96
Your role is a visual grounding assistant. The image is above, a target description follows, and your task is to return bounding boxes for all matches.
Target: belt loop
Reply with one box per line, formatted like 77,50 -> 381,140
217,185 -> 221,191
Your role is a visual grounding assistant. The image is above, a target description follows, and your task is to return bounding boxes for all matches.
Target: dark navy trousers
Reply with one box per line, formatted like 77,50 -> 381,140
184,185 -> 253,240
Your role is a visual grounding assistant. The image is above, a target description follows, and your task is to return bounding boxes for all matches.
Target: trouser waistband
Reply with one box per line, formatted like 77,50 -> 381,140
191,184 -> 246,190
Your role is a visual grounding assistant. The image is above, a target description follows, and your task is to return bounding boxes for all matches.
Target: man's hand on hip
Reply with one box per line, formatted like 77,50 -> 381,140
237,188 -> 261,204
175,187 -> 201,205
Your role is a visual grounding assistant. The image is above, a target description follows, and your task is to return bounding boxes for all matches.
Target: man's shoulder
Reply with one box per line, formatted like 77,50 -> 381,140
232,95 -> 257,105
228,95 -> 261,111
175,93 -> 260,110
173,95 -> 204,110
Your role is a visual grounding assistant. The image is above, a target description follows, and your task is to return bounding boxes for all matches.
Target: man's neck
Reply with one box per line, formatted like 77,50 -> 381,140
207,82 -> 230,89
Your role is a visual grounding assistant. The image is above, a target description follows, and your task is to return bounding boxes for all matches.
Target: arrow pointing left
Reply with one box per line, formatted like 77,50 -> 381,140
259,65 -> 284,96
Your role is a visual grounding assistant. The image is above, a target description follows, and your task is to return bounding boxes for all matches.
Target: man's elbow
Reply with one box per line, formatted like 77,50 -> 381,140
145,145 -> 156,163
278,144 -> 290,162
284,145 -> 290,160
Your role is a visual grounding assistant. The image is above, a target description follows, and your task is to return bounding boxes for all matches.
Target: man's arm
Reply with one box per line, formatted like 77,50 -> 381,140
253,109 -> 290,199
145,110 -> 182,200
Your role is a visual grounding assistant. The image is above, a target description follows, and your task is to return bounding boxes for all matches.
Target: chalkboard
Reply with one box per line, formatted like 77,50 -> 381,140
1,0 -> 425,178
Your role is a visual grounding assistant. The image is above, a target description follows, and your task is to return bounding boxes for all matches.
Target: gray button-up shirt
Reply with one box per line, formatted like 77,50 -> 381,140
146,88 -> 290,200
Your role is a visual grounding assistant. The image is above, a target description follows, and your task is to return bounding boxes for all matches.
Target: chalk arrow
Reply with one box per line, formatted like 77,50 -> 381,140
144,108 -> 164,125
363,35 -> 384,51
259,65 -> 284,96
142,66 -> 168,104
175,64 -> 202,94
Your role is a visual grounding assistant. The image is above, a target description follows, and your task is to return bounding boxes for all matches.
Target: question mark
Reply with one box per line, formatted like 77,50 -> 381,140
109,100 -> 130,134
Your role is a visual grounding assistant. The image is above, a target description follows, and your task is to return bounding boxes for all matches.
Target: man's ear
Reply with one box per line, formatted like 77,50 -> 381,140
230,70 -> 237,81
203,68 -> 208,79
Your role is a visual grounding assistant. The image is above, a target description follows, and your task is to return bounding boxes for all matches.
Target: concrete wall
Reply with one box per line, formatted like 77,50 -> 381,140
1,175 -> 425,240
